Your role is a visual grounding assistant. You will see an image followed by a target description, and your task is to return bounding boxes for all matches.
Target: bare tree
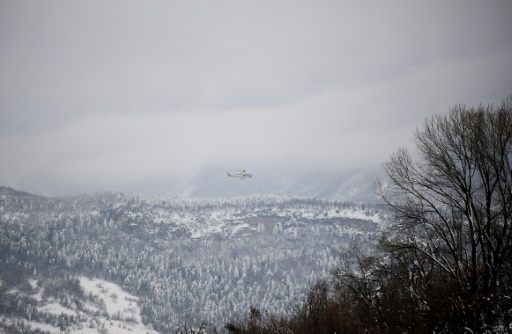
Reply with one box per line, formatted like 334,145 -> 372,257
378,95 -> 512,332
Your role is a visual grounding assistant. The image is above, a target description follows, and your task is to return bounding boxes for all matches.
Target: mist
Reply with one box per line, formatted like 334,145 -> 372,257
1,0 -> 511,196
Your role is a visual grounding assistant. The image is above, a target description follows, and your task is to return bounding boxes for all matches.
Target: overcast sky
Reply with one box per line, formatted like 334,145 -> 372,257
1,1 -> 512,193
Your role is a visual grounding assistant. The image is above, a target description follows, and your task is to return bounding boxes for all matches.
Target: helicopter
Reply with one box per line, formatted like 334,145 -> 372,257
227,169 -> 252,179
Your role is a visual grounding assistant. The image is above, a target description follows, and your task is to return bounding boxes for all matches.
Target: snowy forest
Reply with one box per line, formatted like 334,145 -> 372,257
0,186 -> 386,333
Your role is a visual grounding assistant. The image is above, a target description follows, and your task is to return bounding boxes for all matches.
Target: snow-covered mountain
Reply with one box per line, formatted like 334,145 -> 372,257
0,187 -> 388,333
17,166 -> 384,201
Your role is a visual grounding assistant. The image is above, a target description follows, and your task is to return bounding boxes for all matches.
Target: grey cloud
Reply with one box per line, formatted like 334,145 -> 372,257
1,0 -> 511,193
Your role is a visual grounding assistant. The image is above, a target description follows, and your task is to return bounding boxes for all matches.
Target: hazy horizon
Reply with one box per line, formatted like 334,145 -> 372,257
1,1 -> 511,196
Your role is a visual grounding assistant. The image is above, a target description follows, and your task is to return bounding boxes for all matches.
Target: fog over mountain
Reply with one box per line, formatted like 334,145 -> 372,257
16,166 -> 384,202
1,1 -> 511,197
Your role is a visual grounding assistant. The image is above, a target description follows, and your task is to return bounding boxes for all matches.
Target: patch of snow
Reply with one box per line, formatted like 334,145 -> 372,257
39,302 -> 75,316
29,278 -> 38,289
11,276 -> 162,334
25,321 -> 56,333
192,223 -> 223,239
231,223 -> 250,236
78,276 -> 158,334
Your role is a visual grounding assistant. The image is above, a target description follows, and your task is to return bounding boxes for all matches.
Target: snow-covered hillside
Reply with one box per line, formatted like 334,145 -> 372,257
0,276 -> 158,334
0,188 -> 388,333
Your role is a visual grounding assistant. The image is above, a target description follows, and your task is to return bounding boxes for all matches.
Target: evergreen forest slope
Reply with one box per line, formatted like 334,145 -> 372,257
0,187 -> 387,333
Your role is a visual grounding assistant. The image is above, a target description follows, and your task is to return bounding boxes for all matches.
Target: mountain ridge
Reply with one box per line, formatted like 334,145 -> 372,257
14,166 -> 384,201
